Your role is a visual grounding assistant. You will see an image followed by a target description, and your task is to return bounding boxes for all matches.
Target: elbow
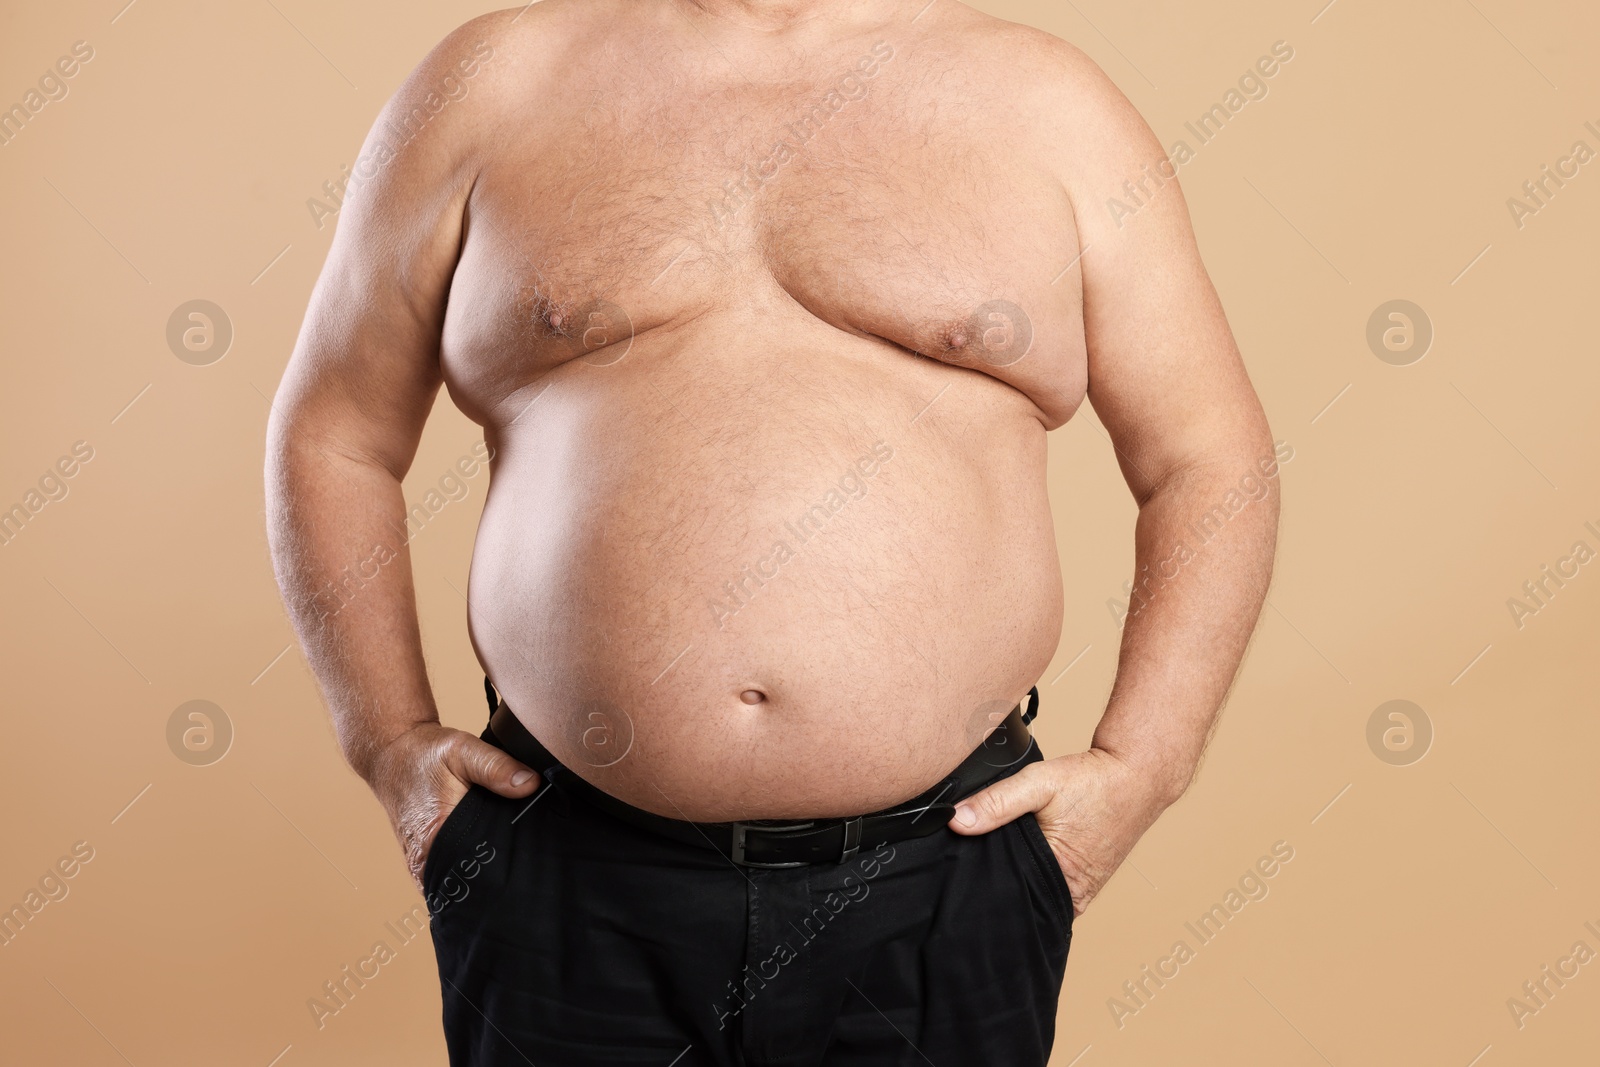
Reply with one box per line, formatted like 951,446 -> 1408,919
263,380 -> 308,480
1137,431 -> 1289,519
263,406 -> 314,523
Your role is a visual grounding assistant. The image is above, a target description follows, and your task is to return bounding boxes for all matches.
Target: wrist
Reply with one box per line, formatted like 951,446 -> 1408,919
1091,742 -> 1191,812
351,717 -> 438,788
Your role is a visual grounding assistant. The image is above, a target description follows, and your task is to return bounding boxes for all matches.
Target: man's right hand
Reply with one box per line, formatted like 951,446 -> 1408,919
365,722 -> 541,891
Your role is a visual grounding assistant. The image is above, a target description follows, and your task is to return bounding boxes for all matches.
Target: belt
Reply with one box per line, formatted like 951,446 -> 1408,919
481,679 -> 1039,869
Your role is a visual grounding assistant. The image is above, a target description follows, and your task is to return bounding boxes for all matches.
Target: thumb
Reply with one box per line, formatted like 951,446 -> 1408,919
449,733 -> 540,799
949,763 -> 1052,835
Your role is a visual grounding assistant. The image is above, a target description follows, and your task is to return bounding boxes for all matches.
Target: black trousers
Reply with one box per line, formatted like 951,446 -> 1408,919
426,727 -> 1073,1066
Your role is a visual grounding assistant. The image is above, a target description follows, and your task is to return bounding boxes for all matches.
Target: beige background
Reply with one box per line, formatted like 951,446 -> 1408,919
2,0 -> 1597,1063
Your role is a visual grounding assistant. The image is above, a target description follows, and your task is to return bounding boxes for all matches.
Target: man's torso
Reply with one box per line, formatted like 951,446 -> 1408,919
438,0 -> 1089,819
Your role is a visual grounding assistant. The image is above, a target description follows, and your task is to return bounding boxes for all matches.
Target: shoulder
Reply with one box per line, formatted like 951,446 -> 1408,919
915,6 -> 1124,98
935,9 -> 1174,225
388,2 -> 643,119
902,7 -> 1156,174
350,3 -> 612,201
392,3 -> 595,114
973,14 -> 1146,147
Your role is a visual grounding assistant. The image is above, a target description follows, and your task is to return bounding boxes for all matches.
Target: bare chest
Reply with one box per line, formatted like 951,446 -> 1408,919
441,42 -> 1088,425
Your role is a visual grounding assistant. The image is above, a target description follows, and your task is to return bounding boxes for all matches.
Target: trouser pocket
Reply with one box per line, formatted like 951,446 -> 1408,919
422,785 -> 491,909
1016,811 -> 1074,930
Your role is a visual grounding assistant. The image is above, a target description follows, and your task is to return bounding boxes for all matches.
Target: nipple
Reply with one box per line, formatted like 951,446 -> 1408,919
739,689 -> 766,706
934,320 -> 973,362
533,297 -> 574,337
541,304 -> 571,335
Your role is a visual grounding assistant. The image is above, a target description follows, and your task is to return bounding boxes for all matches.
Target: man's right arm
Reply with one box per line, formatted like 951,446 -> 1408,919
264,16 -> 536,887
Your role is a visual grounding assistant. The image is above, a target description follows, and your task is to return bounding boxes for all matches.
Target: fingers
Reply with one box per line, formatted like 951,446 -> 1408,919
948,762 -> 1055,835
397,805 -> 435,884
449,733 -> 540,799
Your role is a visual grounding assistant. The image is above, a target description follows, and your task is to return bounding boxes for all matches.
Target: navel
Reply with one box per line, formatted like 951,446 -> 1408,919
739,689 -> 766,706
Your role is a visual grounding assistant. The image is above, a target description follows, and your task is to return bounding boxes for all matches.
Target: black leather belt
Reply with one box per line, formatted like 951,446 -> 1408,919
481,680 -> 1039,869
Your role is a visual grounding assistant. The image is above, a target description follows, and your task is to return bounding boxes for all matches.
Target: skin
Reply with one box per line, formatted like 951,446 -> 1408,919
266,0 -> 1279,912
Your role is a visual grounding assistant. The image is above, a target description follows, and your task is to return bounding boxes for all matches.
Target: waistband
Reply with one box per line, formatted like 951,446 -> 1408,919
479,678 -> 1040,869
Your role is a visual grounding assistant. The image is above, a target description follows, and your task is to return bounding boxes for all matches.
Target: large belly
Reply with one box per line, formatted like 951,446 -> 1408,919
466,319 -> 1063,820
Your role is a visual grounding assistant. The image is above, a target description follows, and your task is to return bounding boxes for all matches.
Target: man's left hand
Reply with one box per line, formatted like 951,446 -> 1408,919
948,749 -> 1168,916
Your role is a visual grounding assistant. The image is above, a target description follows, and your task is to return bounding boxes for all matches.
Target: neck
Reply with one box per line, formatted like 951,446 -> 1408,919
677,0 -> 866,31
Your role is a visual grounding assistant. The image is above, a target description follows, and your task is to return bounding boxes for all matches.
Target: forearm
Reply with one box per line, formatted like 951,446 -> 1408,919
265,432 -> 439,782
1091,445 -> 1282,804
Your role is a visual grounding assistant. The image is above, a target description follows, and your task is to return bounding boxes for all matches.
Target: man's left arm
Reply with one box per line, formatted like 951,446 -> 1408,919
948,50 -> 1281,915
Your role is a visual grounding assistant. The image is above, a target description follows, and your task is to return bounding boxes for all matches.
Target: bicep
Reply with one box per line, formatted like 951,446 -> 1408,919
273,28 -> 495,479
1060,65 -> 1268,501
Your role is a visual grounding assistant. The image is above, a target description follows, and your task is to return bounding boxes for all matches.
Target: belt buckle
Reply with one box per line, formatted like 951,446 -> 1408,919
730,823 -> 809,869
837,816 -> 863,863
729,817 -> 864,867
